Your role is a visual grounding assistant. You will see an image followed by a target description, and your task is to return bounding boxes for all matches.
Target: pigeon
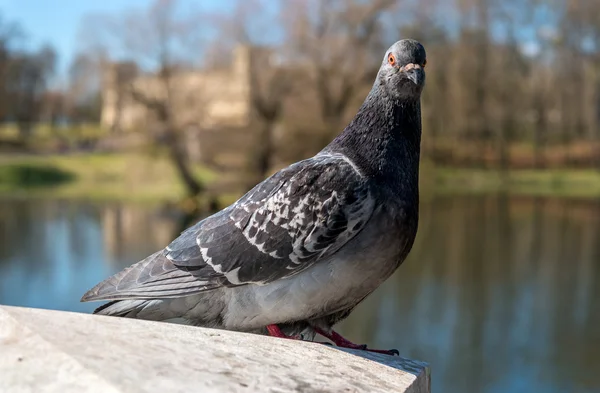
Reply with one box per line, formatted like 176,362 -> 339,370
81,39 -> 427,356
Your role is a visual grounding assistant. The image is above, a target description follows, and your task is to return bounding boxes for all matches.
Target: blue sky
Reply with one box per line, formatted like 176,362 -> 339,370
0,0 -> 229,79
0,1 -> 146,72
0,0 -> 553,83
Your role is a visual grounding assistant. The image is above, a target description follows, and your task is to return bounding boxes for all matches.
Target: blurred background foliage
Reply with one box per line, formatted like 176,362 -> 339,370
0,0 -> 599,205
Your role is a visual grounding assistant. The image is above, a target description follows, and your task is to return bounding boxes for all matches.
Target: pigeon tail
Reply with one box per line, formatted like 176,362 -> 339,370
93,298 -> 176,321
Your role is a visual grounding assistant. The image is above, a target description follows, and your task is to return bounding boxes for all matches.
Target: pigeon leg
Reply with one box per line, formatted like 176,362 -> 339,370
314,328 -> 399,356
266,324 -> 300,339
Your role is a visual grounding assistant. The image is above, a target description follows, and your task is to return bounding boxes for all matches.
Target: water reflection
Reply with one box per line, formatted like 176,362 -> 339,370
339,195 -> 600,393
0,196 -> 598,392
0,200 -> 178,313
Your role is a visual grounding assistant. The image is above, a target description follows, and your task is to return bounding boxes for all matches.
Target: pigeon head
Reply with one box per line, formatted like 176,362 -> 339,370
377,39 -> 427,99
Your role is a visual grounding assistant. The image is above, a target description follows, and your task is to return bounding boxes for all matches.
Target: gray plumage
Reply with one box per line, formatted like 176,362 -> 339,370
82,39 -> 427,340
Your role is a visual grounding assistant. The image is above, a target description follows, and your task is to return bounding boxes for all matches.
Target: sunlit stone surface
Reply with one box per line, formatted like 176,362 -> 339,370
0,305 -> 429,393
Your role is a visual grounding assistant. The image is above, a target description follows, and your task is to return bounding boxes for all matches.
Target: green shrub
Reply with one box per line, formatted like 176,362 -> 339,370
0,164 -> 75,189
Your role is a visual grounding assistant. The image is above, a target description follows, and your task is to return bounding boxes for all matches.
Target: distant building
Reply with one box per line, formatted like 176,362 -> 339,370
100,45 -> 260,133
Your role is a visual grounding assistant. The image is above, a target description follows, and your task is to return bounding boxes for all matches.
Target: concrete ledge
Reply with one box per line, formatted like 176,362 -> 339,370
0,305 -> 430,392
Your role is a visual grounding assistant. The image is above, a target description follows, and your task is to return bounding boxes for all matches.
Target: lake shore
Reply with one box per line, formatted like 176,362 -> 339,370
1,153 -> 599,204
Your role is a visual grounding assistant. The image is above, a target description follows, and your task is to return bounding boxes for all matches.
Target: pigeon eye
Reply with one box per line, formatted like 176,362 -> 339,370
388,54 -> 396,66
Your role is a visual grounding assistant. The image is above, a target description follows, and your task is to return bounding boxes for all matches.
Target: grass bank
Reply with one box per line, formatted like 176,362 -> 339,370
0,154 -> 599,203
426,165 -> 600,198
0,153 -> 222,203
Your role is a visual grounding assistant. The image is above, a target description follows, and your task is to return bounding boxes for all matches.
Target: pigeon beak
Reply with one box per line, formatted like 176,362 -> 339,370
402,63 -> 423,85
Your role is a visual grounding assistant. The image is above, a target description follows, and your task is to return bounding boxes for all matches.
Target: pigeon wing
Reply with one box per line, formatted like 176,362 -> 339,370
81,154 -> 374,302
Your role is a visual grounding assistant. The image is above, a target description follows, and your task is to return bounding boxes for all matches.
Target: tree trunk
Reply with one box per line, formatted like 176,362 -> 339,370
596,79 -> 600,171
255,120 -> 275,179
165,128 -> 204,197
533,93 -> 546,169
497,125 -> 509,172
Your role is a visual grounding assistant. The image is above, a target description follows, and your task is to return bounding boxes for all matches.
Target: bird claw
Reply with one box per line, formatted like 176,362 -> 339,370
360,347 -> 399,356
376,348 -> 399,356
313,328 -> 399,356
319,342 -> 399,356
269,326 -> 400,356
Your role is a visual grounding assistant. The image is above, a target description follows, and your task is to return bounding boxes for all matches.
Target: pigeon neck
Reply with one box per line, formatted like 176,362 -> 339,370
325,84 -> 422,190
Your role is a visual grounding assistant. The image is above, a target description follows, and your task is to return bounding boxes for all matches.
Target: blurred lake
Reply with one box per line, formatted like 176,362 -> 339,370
0,195 -> 599,393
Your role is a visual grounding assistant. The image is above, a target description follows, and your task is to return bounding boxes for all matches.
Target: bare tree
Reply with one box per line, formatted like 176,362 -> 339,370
80,0 -> 207,198
0,14 -> 25,122
6,45 -> 56,139
286,0 -> 396,135
566,0 -> 600,169
0,15 -> 56,139
462,0 -> 492,167
66,53 -> 105,124
129,0 -> 205,196
213,0 -> 295,179
249,52 -> 294,178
